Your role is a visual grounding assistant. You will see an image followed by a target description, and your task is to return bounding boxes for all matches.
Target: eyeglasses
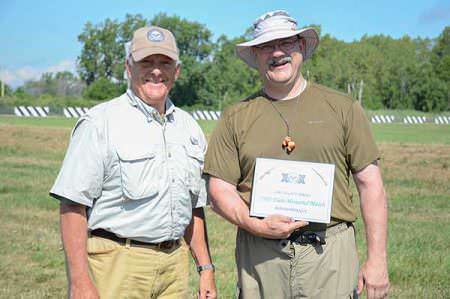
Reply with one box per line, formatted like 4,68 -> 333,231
254,36 -> 299,53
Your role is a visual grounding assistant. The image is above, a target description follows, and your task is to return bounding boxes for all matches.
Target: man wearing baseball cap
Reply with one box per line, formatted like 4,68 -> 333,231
51,26 -> 216,298
205,10 -> 389,298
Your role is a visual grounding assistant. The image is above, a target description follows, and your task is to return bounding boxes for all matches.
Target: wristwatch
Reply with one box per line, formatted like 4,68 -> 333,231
197,264 -> 215,273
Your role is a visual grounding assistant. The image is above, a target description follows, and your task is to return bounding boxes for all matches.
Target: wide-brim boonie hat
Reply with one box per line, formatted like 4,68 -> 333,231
236,10 -> 319,69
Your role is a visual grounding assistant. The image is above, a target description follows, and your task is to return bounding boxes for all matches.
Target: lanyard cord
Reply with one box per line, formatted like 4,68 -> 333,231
266,80 -> 307,153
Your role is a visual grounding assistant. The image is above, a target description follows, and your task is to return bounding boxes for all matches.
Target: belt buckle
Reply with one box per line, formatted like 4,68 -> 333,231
158,240 -> 177,250
299,231 -> 326,245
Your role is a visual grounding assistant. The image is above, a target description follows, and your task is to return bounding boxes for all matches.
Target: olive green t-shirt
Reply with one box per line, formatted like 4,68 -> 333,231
204,82 -> 379,223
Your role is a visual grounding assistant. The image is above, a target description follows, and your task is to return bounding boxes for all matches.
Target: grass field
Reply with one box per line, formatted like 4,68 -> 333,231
0,116 -> 449,298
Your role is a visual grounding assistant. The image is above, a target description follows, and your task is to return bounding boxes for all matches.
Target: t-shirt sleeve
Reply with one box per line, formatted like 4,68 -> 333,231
345,101 -> 380,173
49,116 -> 105,207
204,109 -> 241,186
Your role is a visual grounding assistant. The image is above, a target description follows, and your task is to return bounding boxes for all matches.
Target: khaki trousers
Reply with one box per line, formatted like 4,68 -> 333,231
86,236 -> 189,299
236,223 -> 359,299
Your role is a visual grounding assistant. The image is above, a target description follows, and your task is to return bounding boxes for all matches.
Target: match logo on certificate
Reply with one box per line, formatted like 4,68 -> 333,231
250,158 -> 335,223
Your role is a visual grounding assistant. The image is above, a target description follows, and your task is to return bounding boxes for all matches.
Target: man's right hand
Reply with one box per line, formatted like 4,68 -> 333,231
255,214 -> 308,239
70,279 -> 100,299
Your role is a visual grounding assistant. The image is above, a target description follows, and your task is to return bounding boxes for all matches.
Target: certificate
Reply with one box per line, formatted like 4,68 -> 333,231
250,158 -> 335,223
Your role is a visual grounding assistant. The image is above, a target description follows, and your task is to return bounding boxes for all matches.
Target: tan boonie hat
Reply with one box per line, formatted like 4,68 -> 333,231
130,26 -> 179,62
236,10 -> 319,69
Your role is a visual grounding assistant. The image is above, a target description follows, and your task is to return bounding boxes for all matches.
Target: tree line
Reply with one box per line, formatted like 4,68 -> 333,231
2,13 -> 449,111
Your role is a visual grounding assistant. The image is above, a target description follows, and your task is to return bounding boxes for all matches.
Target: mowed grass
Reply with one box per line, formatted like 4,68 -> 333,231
372,123 -> 450,144
0,115 -> 77,128
0,116 -> 449,298
1,116 -> 450,144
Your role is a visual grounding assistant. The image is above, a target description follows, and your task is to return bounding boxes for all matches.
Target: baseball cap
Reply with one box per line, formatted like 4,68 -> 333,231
130,26 -> 179,62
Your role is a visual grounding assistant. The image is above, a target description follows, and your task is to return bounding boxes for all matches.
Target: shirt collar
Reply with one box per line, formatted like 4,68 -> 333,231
126,89 -> 176,123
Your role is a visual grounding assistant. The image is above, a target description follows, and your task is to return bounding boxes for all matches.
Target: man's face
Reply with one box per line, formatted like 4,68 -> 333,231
127,54 -> 180,106
253,36 -> 305,86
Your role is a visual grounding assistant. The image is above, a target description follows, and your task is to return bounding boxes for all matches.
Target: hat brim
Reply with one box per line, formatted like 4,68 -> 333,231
132,47 -> 179,62
236,27 -> 319,69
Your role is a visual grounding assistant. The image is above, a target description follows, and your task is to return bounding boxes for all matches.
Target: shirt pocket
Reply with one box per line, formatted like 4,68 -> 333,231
184,145 -> 204,197
116,145 -> 160,200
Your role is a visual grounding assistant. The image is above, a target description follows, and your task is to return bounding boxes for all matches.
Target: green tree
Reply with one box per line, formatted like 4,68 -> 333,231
308,32 -> 446,111
431,26 -> 450,82
151,13 -> 213,61
77,13 -> 214,107
77,15 -> 147,85
76,13 -> 448,111
200,35 -> 261,108
149,13 -> 214,106
13,86 -> 31,99
78,19 -> 121,85
22,72 -> 84,97
429,27 -> 450,110
0,80 -> 13,97
410,67 -> 448,111
83,77 -> 125,101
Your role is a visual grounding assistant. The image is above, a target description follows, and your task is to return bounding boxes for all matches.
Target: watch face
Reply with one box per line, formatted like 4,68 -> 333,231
197,264 -> 215,272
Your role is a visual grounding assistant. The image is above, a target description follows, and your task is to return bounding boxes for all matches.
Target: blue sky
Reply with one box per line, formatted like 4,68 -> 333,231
1,0 -> 449,88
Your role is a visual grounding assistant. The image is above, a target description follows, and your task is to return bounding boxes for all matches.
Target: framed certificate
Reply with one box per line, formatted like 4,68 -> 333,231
250,158 -> 335,223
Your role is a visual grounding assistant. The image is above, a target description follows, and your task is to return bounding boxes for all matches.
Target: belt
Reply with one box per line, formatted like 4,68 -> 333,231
287,222 -> 352,245
90,229 -> 180,250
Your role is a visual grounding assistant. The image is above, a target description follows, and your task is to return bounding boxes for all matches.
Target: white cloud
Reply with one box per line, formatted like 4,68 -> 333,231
0,60 -> 77,88
15,66 -> 41,82
47,60 -> 76,74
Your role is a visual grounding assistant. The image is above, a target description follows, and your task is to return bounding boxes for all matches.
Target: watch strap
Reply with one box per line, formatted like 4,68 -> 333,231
197,264 -> 215,273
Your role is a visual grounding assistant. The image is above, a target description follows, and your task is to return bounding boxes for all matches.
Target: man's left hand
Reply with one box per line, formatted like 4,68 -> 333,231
357,258 -> 389,299
198,269 -> 216,299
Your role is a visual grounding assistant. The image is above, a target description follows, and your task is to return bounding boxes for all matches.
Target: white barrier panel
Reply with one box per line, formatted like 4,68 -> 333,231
403,115 -> 427,124
434,116 -> 450,124
204,110 -> 214,120
189,110 -> 221,120
14,106 -> 49,117
63,107 -> 90,118
191,111 -> 200,120
371,115 -> 395,123
8,107 -> 450,124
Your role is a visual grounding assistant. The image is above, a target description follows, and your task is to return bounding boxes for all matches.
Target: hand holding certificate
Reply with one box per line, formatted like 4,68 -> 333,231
250,158 -> 335,224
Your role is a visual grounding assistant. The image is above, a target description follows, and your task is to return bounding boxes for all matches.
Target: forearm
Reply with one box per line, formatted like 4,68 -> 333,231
355,165 -> 388,261
185,208 -> 217,298
208,176 -> 308,240
208,180 -> 263,236
184,208 -> 213,266
360,185 -> 388,260
60,202 -> 91,283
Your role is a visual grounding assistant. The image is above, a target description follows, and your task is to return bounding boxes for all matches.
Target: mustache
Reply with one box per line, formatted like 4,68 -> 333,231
269,56 -> 292,67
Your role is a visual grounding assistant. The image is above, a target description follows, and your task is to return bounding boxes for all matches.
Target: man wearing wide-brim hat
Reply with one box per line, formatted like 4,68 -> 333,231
51,25 -> 216,298
205,10 -> 389,299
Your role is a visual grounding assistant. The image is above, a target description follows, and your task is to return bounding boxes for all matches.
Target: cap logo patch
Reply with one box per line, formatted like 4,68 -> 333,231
147,29 -> 165,42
